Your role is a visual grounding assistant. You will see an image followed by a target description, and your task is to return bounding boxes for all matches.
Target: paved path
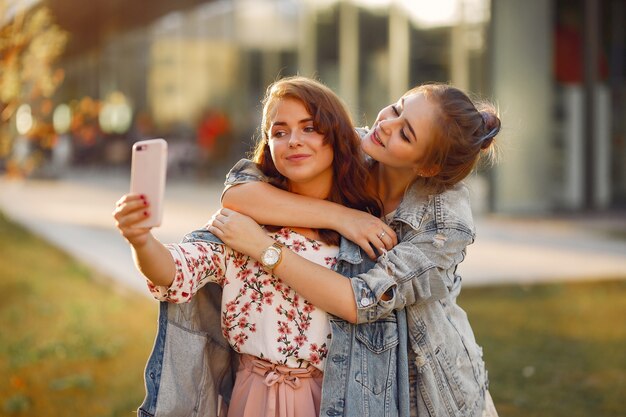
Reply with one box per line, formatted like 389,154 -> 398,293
1,169 -> 625,297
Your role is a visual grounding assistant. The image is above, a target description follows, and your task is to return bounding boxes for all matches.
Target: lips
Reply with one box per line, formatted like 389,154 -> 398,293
370,126 -> 385,147
286,154 -> 311,162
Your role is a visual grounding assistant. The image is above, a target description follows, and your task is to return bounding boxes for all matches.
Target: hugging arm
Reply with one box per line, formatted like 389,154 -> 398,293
221,159 -> 396,258
211,209 -> 474,324
209,209 -> 360,322
349,228 -> 474,322
224,181 -> 353,232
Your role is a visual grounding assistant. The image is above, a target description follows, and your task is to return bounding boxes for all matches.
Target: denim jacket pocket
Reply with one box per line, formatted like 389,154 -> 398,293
434,346 -> 467,410
355,317 -> 399,353
354,317 -> 399,395
414,340 -> 485,416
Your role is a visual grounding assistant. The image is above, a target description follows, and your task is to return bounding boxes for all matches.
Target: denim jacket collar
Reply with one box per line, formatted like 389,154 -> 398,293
335,184 -> 431,265
392,183 -> 430,231
391,182 -> 475,236
336,236 -> 363,265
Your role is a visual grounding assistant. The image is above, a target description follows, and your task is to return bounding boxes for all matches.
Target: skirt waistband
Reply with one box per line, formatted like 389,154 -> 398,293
240,354 -> 322,389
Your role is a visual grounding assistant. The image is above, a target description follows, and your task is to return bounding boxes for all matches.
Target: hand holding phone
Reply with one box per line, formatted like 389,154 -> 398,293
130,139 -> 167,227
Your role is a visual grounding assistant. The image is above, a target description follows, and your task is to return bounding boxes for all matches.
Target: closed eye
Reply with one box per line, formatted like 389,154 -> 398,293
391,105 -> 411,142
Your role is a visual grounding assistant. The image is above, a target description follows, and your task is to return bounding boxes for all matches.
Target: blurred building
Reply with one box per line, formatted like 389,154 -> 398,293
7,0 -> 626,213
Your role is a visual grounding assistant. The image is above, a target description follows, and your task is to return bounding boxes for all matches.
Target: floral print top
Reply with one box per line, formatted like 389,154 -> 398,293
149,228 -> 338,371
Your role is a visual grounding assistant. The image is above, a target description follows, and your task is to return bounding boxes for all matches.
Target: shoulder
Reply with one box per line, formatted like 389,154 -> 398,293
434,183 -> 475,235
396,182 -> 475,236
224,158 -> 268,187
183,229 -> 224,244
355,127 -> 369,139
226,158 -> 267,185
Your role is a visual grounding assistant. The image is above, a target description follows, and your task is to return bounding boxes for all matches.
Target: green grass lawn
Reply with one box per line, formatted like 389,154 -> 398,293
0,211 -> 624,416
461,279 -> 626,417
0,212 -> 157,417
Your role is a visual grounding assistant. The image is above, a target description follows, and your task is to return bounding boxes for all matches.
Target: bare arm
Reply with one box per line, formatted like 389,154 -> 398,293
209,208 -> 386,323
223,182 -> 396,259
113,193 -> 176,287
221,159 -> 397,257
273,242 -> 358,323
224,181 -> 352,231
130,234 -> 176,287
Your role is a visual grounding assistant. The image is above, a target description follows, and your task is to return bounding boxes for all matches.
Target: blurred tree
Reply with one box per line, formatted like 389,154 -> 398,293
0,3 -> 68,165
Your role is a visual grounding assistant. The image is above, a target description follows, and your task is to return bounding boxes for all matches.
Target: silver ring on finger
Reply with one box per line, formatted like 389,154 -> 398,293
378,230 -> 386,239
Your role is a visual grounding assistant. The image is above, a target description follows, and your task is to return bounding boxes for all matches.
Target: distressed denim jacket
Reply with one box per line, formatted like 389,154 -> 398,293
222,159 -> 489,417
137,159 -> 487,417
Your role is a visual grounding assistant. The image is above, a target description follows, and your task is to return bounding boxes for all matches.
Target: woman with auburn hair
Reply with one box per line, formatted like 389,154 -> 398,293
251,76 -> 382,246
212,82 -> 501,417
113,76 -> 382,417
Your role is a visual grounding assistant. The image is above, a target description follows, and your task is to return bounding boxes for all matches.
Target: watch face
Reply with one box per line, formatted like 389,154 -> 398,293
262,247 -> 280,266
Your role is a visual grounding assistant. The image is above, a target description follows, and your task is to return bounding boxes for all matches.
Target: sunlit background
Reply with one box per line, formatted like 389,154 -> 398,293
1,0 -> 625,213
1,1 -> 626,416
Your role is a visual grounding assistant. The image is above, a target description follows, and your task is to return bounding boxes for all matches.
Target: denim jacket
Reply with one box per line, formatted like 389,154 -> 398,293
222,159 -> 488,417
137,159 -> 487,417
137,230 -> 239,417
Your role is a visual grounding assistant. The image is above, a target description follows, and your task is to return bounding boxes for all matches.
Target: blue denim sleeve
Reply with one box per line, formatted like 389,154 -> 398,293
221,158 -> 269,200
352,227 -> 474,323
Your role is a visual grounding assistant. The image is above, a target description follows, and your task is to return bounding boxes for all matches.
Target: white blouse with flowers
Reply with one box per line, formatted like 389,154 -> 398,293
148,228 -> 338,371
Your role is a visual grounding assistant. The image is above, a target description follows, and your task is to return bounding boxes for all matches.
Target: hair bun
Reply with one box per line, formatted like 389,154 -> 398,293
480,111 -> 500,131
480,136 -> 494,150
479,110 -> 501,149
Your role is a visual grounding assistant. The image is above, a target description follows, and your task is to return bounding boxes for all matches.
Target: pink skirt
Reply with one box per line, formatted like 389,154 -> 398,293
227,354 -> 323,417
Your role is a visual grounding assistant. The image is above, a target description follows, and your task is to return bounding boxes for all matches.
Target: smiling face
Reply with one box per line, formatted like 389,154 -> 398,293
267,98 -> 334,198
361,92 -> 440,175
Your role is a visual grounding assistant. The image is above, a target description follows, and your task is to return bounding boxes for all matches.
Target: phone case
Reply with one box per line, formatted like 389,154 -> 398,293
130,138 -> 168,227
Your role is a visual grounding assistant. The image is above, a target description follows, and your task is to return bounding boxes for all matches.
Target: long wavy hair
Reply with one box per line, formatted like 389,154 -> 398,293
252,76 -> 381,245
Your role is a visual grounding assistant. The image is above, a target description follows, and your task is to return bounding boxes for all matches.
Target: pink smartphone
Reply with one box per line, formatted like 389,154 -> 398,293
130,138 -> 168,227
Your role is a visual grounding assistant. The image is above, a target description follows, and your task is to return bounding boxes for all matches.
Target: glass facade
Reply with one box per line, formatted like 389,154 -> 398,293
552,0 -> 626,209
43,0 -> 493,175
4,0 -> 625,211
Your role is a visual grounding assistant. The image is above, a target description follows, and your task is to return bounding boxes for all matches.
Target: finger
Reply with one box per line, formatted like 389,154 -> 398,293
115,195 -> 131,207
128,198 -> 149,212
204,211 -> 220,229
358,239 -> 376,260
114,198 -> 148,218
368,229 -> 386,246
379,233 -> 394,250
384,226 -> 398,245
123,227 -> 151,239
376,225 -> 396,248
117,193 -> 146,207
219,207 -> 234,216
207,224 -> 223,238
214,208 -> 231,221
117,209 -> 150,227
211,216 -> 225,227
214,212 -> 229,223
372,235 -> 389,252
369,232 -> 385,248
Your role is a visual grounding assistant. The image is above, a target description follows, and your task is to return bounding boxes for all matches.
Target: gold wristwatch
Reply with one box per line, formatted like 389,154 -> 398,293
260,242 -> 284,270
